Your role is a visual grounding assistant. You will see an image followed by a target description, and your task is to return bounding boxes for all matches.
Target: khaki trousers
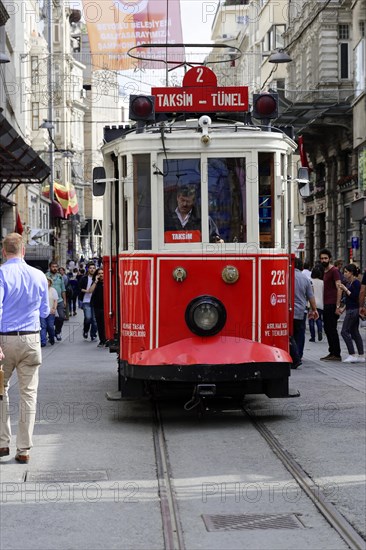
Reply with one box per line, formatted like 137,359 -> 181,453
0,333 -> 41,450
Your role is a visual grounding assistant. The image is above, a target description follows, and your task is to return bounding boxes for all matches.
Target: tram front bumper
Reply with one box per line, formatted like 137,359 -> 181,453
124,336 -> 292,383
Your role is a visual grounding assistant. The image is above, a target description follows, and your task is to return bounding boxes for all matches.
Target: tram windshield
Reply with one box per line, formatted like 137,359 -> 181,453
163,157 -> 247,244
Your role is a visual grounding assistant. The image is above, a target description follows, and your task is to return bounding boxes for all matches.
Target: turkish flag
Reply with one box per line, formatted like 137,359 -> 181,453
15,211 -> 24,235
298,135 -> 310,168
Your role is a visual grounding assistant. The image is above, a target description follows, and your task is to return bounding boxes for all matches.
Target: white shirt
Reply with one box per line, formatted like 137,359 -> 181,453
83,275 -> 94,304
48,286 -> 58,310
311,278 -> 324,310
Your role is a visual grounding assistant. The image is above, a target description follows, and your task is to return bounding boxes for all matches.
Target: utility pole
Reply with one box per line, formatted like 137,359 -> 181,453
47,0 -> 54,203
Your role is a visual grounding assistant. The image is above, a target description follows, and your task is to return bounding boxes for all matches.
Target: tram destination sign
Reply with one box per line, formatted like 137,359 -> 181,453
152,66 -> 249,113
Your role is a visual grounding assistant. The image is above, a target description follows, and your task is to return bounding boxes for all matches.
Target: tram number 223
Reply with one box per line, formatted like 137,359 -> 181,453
271,270 -> 285,286
124,270 -> 139,286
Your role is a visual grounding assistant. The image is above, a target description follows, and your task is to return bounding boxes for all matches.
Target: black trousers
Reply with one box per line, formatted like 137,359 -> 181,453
94,307 -> 106,344
323,304 -> 341,357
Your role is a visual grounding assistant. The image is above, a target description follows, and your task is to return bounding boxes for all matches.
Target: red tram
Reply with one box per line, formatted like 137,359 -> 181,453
94,65 -> 304,406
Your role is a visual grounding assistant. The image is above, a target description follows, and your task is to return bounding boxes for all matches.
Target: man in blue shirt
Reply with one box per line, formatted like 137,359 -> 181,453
0,233 -> 49,463
291,258 -> 319,368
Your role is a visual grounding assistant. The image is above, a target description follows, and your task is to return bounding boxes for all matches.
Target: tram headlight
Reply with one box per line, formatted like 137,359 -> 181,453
185,296 -> 226,337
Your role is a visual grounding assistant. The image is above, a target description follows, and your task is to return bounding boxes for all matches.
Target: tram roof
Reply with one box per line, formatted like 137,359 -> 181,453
102,120 -> 297,153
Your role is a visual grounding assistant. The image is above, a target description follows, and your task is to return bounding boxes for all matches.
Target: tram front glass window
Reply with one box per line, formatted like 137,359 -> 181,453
208,158 -> 246,243
258,152 -> 274,248
133,154 -> 151,249
163,159 -> 202,243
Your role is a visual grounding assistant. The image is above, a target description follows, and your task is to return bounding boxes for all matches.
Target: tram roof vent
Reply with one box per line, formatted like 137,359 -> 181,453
103,125 -> 131,143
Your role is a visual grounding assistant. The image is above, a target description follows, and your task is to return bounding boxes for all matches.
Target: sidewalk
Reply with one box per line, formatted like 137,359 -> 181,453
299,321 -> 366,394
302,321 -> 366,363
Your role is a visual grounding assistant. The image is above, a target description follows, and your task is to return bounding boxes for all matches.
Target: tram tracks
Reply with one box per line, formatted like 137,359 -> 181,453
151,397 -> 364,550
152,400 -> 185,550
243,406 -> 366,550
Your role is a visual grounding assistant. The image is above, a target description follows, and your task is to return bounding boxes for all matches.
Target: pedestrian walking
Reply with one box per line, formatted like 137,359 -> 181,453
340,264 -> 365,363
334,258 -> 346,283
319,248 -> 343,361
79,262 -> 98,341
67,268 -> 79,316
45,261 -> 66,341
302,261 -> 312,280
76,268 -> 85,309
59,267 -> 71,320
90,268 -> 106,347
360,269 -> 366,319
0,233 -> 49,463
309,265 -> 324,342
40,277 -> 58,346
291,258 -> 319,368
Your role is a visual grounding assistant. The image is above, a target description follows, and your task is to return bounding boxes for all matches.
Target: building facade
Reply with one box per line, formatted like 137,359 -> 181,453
212,0 -> 366,269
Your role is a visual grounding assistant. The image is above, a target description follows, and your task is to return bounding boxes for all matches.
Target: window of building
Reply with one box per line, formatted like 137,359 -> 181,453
338,24 -> 351,79
262,25 -> 285,53
360,21 -> 365,38
54,24 -> 60,43
31,56 -> 39,85
339,43 -> 349,79
31,102 -> 39,130
338,25 -> 349,40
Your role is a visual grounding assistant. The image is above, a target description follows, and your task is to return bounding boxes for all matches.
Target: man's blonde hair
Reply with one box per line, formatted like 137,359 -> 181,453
2,232 -> 24,255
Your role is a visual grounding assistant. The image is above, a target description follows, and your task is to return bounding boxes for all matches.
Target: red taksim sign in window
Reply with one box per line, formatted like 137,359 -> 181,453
152,66 -> 249,113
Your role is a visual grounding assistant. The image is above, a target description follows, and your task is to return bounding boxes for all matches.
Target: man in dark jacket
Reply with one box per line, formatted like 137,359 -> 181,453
79,262 -> 98,341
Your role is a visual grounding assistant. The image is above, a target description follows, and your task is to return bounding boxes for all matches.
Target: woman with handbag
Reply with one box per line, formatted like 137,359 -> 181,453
340,264 -> 365,363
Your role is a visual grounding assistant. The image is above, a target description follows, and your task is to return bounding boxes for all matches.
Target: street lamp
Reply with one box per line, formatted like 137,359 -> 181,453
268,49 -> 292,64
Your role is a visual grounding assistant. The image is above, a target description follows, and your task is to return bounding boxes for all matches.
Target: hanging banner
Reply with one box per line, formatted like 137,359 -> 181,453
82,0 -> 184,71
43,182 -> 79,218
298,135 -> 310,169
15,210 -> 24,235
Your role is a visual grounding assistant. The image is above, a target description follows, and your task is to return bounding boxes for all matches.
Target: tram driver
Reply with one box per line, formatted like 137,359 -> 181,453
165,186 -> 223,243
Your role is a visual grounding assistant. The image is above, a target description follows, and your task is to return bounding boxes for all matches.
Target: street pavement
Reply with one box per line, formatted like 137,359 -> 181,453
0,314 -> 365,549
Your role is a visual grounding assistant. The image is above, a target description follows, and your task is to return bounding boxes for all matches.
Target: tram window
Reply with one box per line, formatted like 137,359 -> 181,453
208,158 -> 246,243
133,154 -> 151,250
163,159 -> 202,243
258,152 -> 274,248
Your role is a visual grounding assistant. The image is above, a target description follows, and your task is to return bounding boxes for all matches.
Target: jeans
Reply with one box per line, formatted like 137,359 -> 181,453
323,304 -> 341,357
341,308 -> 364,355
289,335 -> 301,366
55,302 -> 65,336
309,308 -> 323,340
82,302 -> 97,338
40,314 -> 56,345
293,315 -> 306,359
68,295 -> 77,314
94,307 -> 106,344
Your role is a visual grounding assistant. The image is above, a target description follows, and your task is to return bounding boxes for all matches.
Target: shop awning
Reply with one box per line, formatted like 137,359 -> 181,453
0,113 -> 50,184
0,193 -> 16,206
